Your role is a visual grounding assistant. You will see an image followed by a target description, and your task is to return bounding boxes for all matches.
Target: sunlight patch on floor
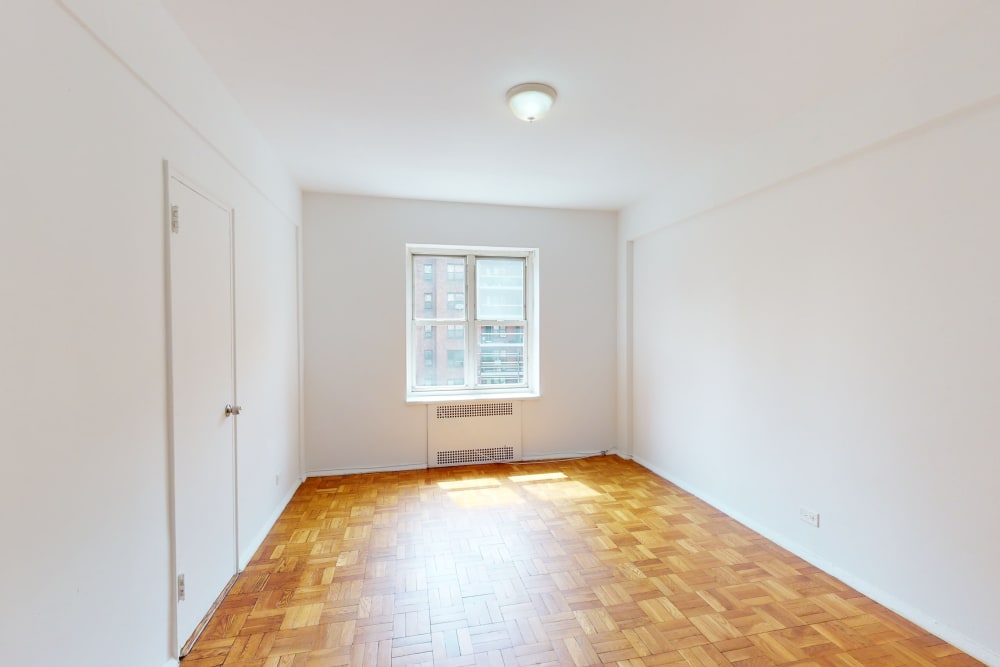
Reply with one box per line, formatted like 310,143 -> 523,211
437,477 -> 501,490
522,480 -> 600,501
508,472 -> 567,483
446,487 -> 524,507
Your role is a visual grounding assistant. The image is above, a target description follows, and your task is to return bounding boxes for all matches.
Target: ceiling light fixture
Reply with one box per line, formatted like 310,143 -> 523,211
506,82 -> 557,122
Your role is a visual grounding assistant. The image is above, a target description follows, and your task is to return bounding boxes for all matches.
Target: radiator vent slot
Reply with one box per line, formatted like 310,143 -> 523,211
437,446 -> 515,465
436,402 -> 513,419
428,402 -> 522,467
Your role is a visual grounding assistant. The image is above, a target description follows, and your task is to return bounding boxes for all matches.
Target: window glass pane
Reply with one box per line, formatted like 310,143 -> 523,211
476,258 -> 524,320
446,292 -> 465,311
408,246 -> 535,397
414,324 -> 467,388
414,256 -> 466,320
414,256 -> 435,285
477,324 -> 525,385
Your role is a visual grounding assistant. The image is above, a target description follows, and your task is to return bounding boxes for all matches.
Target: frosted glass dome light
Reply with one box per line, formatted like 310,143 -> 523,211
506,83 -> 557,122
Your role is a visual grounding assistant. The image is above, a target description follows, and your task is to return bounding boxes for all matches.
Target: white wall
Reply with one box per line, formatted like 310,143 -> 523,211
615,4 -> 1000,469
233,217 -> 301,567
625,99 -> 1000,662
0,2 -> 300,666
303,194 -> 617,474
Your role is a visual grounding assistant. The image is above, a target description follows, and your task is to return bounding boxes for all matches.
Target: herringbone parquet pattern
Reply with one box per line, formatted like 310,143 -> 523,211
182,456 -> 982,666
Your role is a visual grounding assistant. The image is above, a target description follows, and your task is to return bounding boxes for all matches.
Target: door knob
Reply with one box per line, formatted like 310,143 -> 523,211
225,404 -> 242,416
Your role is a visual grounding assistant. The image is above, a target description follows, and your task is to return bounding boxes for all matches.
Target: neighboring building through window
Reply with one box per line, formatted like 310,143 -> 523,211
406,245 -> 538,399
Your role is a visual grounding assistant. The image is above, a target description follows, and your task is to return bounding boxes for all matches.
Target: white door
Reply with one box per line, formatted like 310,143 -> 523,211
167,174 -> 238,655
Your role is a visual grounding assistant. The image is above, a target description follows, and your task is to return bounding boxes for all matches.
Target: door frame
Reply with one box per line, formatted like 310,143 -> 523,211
163,161 -> 240,658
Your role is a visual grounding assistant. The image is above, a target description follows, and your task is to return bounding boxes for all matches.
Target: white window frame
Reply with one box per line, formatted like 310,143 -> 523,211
405,244 -> 540,402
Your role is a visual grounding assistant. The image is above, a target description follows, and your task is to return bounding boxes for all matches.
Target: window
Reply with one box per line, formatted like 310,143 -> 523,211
423,263 -> 433,281
406,245 -> 538,400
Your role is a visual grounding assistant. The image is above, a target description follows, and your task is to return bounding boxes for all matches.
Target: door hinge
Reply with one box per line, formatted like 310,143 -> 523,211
171,205 -> 180,234
177,573 -> 186,601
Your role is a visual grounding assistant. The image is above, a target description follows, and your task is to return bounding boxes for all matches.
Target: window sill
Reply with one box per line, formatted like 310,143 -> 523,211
406,391 -> 540,404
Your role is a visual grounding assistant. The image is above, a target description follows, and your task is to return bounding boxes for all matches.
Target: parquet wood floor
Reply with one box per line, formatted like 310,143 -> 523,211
182,456 -> 983,666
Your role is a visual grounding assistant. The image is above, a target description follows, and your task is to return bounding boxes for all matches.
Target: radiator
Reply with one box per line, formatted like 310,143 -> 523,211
427,402 -> 522,467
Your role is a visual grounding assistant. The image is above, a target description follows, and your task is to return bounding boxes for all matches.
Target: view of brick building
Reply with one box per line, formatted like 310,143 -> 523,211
413,255 -> 525,389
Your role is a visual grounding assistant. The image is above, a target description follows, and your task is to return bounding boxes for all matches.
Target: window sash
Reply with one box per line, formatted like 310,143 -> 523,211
411,323 -> 529,391
408,247 -> 535,396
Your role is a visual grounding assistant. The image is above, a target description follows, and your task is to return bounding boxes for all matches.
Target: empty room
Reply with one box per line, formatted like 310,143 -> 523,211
2,1 -> 998,666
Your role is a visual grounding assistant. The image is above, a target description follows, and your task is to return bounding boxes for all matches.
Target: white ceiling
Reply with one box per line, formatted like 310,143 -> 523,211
161,0 -> 983,211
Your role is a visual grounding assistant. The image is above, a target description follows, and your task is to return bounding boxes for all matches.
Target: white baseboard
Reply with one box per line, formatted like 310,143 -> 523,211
521,448 -> 616,462
238,483 -> 300,569
305,450 -> 618,477
306,462 -> 427,477
631,455 -> 999,667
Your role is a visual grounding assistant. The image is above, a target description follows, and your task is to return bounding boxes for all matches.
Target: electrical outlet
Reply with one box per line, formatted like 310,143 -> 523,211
799,507 -> 820,528
275,474 -> 280,487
